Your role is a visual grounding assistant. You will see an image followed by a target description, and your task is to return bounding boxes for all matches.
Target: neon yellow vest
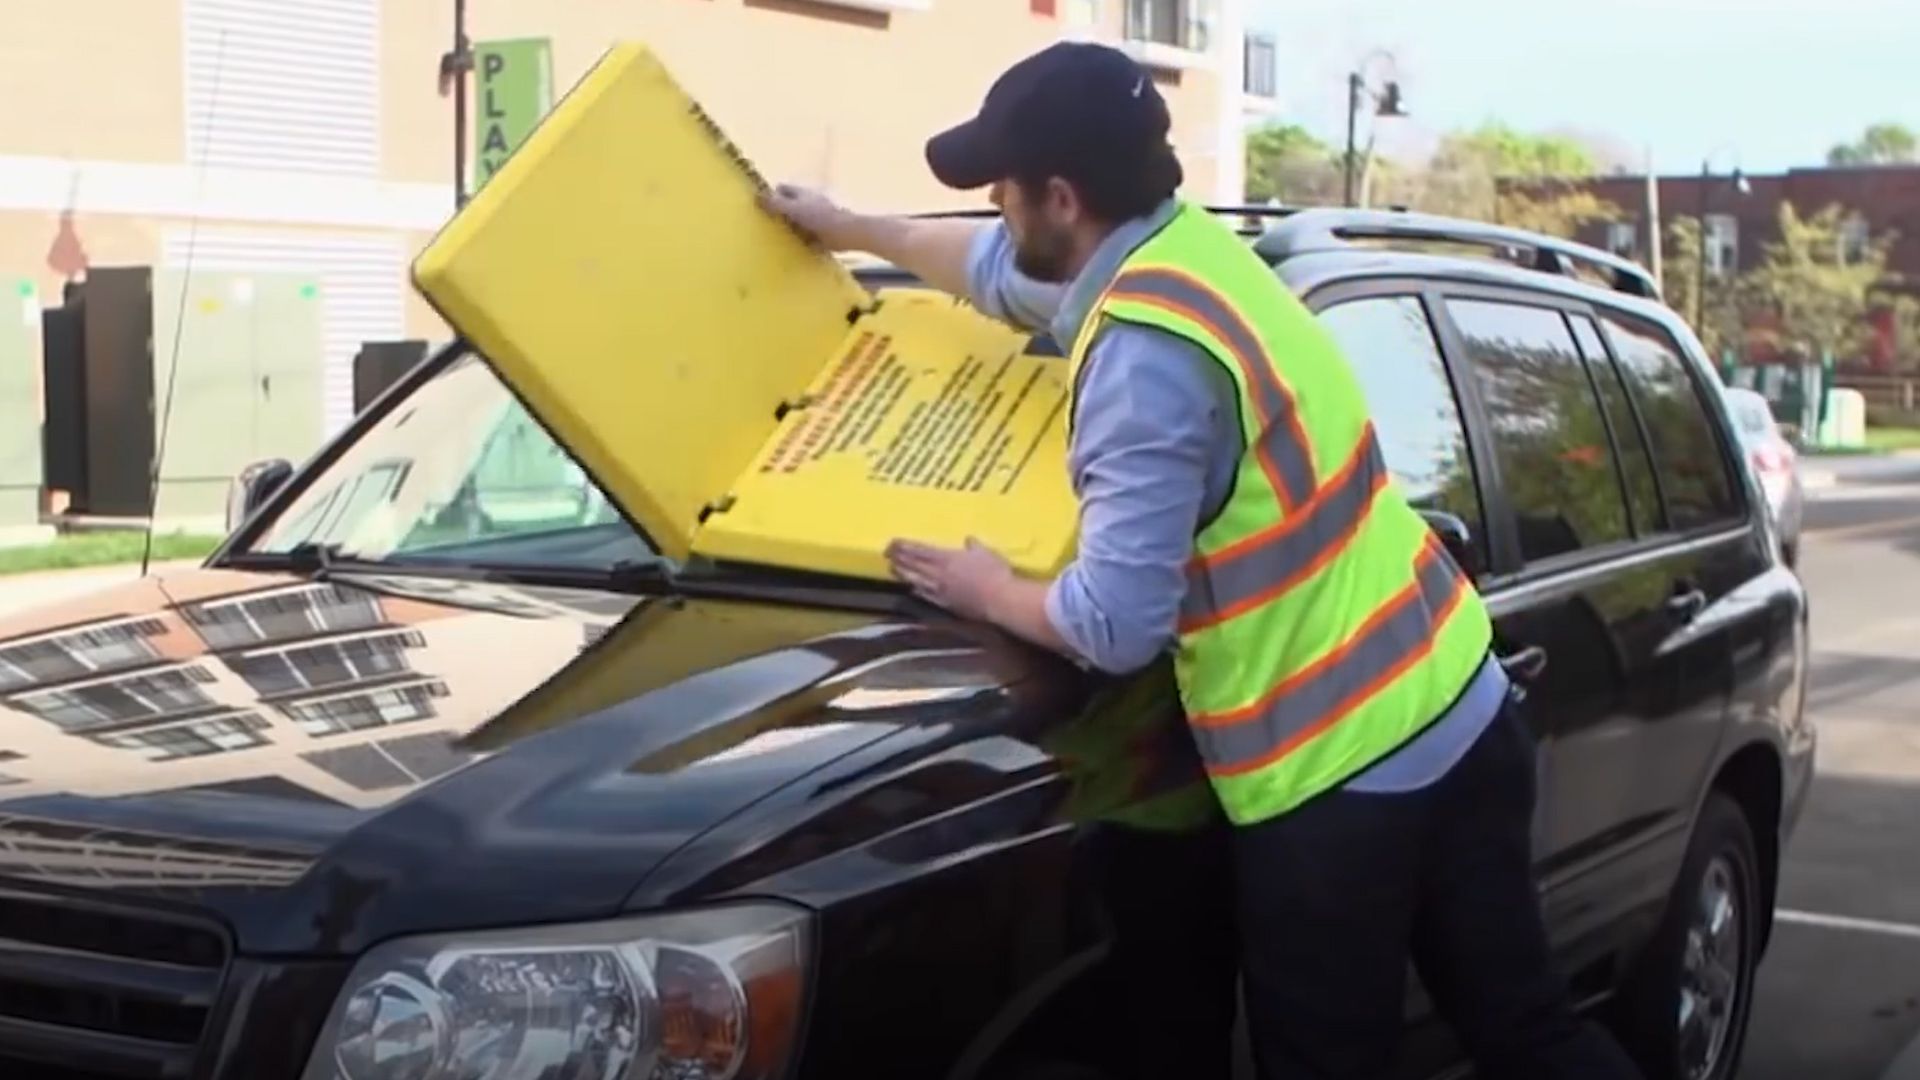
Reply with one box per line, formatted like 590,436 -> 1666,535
1066,202 -> 1494,826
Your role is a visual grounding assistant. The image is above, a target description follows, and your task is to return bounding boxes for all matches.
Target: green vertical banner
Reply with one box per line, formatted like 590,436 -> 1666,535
473,38 -> 554,190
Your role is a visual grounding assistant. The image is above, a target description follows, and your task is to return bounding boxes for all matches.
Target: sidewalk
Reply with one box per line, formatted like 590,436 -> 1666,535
0,559 -> 201,617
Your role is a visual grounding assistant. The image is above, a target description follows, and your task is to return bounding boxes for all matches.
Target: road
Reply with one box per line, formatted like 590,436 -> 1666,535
1742,453 -> 1920,1080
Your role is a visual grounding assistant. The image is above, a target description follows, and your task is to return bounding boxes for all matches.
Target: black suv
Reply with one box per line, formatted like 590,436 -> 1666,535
0,208 -> 1811,1080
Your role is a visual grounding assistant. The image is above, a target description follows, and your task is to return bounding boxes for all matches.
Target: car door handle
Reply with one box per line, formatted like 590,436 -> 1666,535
1498,645 -> 1548,685
1665,587 -> 1707,621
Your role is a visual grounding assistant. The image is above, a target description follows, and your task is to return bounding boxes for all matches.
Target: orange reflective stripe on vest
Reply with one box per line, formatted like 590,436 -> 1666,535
1186,537 -> 1471,778
1105,266 -> 1319,511
1179,424 -> 1389,633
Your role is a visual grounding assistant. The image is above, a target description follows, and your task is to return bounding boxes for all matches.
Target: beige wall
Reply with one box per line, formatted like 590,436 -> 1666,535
384,0 -> 1225,210
1,1 -> 1237,353
0,0 -> 185,164
0,210 -> 447,340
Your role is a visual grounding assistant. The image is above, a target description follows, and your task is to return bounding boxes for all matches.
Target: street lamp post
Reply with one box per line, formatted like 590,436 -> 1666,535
1343,51 -> 1407,207
441,0 -> 474,208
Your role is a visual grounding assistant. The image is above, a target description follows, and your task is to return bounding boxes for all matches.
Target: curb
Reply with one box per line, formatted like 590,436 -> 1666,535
1883,1027 -> 1920,1080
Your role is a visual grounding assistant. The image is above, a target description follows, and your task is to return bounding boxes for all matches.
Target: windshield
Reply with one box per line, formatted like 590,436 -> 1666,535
242,352 -> 657,572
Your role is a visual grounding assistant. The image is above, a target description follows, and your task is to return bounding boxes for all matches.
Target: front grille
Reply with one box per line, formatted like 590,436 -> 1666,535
0,888 -> 228,1079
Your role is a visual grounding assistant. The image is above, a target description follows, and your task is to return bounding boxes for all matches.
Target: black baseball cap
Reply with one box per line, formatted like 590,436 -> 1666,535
925,41 -> 1182,196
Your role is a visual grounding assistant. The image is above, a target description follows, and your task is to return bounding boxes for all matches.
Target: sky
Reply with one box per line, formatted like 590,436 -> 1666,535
1247,0 -> 1918,175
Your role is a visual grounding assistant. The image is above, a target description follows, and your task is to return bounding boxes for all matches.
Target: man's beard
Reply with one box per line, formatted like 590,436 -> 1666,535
1012,224 -> 1075,283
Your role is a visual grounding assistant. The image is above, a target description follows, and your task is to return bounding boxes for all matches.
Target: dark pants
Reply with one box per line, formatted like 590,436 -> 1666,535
1234,697 -> 1644,1080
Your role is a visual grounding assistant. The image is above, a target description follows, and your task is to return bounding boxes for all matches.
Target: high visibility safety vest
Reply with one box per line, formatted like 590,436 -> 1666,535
1066,201 -> 1495,827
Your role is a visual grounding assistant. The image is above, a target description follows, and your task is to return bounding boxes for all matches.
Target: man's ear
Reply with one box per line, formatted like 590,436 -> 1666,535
1046,176 -> 1082,221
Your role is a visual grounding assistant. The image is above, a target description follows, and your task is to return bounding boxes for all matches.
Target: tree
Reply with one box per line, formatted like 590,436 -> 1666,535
1740,202 -> 1897,364
1888,295 -> 1920,373
1659,217 -> 1746,362
1244,123 -> 1342,205
1497,188 -> 1622,240
1827,123 -> 1918,167
1374,122 -> 1615,230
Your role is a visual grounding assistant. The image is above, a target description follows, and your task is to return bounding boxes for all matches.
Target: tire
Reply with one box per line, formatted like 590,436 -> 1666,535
1610,793 -> 1763,1080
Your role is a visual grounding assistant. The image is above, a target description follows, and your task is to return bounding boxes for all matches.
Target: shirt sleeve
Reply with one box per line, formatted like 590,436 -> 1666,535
964,221 -> 1064,334
1044,326 -> 1221,674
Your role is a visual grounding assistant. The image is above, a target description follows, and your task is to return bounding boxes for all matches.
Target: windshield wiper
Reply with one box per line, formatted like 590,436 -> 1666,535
356,555 -> 687,595
221,541 -> 355,576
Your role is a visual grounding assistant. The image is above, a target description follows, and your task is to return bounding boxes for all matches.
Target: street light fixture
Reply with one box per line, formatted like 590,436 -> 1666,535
1344,50 -> 1408,207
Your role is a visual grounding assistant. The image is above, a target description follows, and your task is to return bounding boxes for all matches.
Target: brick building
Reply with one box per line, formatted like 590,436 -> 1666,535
1506,165 -> 1920,369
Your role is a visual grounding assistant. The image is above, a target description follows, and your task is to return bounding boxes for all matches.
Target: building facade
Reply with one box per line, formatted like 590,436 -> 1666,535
1521,165 -> 1920,368
1,0 -> 1280,445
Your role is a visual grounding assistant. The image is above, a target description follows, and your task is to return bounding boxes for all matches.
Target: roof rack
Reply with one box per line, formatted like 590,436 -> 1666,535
907,204 -> 1298,238
1254,207 -> 1662,300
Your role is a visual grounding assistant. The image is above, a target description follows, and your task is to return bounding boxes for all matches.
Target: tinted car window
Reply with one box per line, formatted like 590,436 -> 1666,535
1600,311 -> 1741,531
1569,313 -> 1664,535
1317,296 -> 1485,558
1446,299 -> 1631,564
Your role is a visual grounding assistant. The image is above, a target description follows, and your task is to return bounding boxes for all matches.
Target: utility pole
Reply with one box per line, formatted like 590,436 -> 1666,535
1644,147 -> 1662,294
1695,158 -> 1710,332
1343,72 -> 1361,207
442,0 -> 474,208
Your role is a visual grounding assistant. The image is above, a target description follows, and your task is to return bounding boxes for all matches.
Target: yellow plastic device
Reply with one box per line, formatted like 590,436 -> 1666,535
412,42 -> 1077,580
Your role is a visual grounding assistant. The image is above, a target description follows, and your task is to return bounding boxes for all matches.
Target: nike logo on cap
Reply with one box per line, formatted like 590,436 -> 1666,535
1132,76 -> 1145,97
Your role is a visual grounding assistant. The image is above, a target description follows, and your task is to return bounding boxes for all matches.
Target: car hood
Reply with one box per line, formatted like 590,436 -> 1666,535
0,566 -> 1025,952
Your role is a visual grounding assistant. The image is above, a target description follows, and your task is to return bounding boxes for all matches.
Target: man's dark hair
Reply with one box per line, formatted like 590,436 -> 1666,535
1012,141 -> 1184,225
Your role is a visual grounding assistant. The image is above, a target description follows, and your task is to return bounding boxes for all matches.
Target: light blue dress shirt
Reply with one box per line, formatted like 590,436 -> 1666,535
962,199 -> 1503,792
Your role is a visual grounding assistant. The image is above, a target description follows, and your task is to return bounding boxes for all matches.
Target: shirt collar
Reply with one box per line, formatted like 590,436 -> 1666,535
1049,197 -> 1183,352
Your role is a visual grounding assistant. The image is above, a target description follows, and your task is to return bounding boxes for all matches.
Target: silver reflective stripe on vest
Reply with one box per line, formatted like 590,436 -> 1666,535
1188,543 -> 1465,776
1105,267 -> 1317,508
1180,431 -> 1388,632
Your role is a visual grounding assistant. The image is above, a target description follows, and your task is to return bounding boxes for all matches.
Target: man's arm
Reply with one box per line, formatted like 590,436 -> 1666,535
1042,328 -> 1220,673
761,184 -> 980,296
761,184 -> 1060,332
887,327 -> 1223,674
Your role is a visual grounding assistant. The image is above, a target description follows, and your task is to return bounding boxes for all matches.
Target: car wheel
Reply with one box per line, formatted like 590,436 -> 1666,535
1611,793 -> 1762,1080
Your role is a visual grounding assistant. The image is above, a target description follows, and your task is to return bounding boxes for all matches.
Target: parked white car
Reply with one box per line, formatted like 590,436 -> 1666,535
1725,387 -> 1805,566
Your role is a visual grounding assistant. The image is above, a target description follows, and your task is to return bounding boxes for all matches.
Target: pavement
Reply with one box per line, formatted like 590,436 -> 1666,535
1739,455 -> 1920,1080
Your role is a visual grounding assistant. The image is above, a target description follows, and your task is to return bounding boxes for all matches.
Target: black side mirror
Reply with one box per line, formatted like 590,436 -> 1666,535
226,459 -> 293,534
1419,510 -> 1483,580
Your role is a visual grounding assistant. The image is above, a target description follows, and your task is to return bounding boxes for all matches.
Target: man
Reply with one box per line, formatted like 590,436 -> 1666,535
763,41 -> 1644,1080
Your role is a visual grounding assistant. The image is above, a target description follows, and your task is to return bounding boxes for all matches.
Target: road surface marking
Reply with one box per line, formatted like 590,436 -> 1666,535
1807,512 -> 1920,541
1777,909 -> 1920,941
1805,482 -> 1920,503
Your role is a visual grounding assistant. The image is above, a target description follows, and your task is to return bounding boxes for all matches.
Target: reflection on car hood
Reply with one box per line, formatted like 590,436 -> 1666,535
0,566 -> 1014,950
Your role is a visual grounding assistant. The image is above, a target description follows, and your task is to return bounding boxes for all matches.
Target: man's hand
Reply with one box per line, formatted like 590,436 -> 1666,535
886,537 -> 1076,660
886,537 -> 1015,620
759,184 -> 862,251
760,182 -> 983,297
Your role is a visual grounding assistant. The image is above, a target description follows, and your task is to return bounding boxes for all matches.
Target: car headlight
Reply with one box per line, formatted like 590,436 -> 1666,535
300,902 -> 810,1080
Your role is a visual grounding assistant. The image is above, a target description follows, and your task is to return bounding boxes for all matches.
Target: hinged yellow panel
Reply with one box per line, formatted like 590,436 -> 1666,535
694,294 -> 1079,579
412,42 -> 1078,582
412,42 -> 866,562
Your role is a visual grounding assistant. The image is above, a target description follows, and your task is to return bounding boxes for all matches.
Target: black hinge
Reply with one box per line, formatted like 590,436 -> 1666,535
773,393 -> 815,422
697,493 -> 736,523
